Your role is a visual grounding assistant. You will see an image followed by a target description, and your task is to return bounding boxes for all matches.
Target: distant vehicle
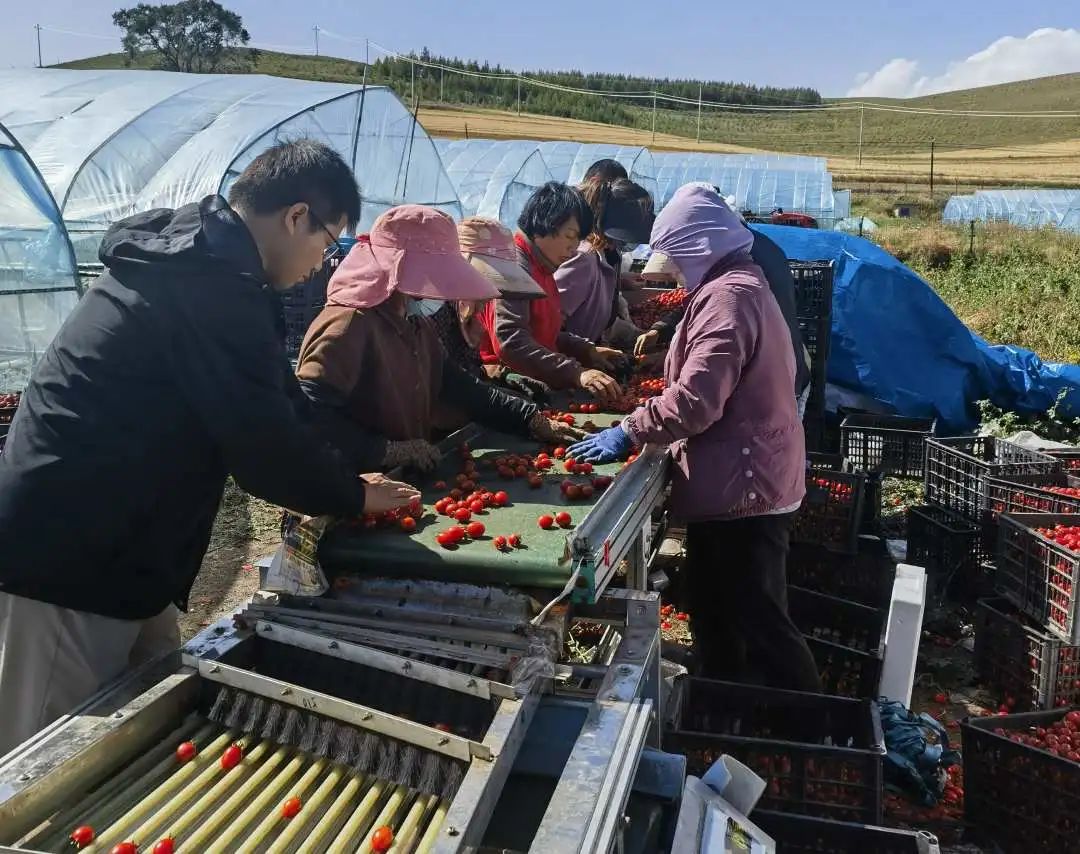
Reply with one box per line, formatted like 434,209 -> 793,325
742,207 -> 819,229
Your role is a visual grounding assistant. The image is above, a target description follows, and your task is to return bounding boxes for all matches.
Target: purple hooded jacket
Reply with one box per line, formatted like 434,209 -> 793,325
623,185 -> 805,521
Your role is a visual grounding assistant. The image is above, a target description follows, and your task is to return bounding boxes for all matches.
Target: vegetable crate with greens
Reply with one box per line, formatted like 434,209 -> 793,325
786,542 -> 896,610
840,414 -> 936,480
923,436 -> 1060,524
986,472 -> 1080,518
787,586 -> 886,699
996,513 -> 1080,642
751,811 -> 940,854
664,678 -> 885,824
792,467 -> 867,554
961,708 -> 1080,853
906,504 -> 990,601
976,597 -> 1080,712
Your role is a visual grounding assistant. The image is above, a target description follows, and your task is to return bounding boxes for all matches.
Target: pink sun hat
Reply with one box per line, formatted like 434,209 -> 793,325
457,217 -> 545,299
327,205 -> 500,310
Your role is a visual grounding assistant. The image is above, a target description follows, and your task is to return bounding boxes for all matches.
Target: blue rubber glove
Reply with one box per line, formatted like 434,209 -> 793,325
567,425 -> 632,464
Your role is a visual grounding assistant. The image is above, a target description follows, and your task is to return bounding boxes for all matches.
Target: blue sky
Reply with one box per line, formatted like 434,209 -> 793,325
3,0 -> 1078,97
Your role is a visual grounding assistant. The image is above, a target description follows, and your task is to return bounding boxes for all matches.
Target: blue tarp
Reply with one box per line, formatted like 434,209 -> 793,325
755,225 -> 1080,433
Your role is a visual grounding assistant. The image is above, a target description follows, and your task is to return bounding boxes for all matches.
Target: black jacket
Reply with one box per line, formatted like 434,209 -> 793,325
0,196 -> 366,620
651,229 -> 811,395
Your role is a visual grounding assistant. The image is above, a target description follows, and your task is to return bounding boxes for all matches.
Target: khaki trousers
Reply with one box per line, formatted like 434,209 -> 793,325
0,591 -> 179,757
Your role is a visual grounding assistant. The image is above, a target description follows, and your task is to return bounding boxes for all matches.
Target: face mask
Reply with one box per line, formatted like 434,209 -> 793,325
407,298 -> 445,318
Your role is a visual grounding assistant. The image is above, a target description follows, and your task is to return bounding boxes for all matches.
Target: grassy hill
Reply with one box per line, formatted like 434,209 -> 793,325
58,50 -> 1080,174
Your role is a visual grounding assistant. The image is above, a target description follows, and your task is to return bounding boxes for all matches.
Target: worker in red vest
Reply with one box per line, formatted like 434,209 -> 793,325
477,182 -> 623,406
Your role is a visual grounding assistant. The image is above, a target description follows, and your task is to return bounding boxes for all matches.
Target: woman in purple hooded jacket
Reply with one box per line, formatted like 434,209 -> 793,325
568,184 -> 820,693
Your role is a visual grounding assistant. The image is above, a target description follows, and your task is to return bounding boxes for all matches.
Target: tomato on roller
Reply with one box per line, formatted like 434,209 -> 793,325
371,825 -> 395,852
220,742 -> 243,770
281,796 -> 303,819
69,826 -> 95,849
110,844 -> 138,854
151,839 -> 174,854
175,740 -> 196,763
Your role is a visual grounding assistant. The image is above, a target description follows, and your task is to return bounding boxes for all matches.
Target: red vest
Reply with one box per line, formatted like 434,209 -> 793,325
479,234 -> 564,365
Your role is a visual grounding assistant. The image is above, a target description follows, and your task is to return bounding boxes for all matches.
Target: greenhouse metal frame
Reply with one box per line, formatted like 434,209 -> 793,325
434,139 -> 553,227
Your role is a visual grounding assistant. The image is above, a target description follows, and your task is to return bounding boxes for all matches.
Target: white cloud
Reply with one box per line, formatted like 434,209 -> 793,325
847,28 -> 1080,98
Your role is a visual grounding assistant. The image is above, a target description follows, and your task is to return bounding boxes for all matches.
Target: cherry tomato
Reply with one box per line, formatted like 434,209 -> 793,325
555,511 -> 572,528
433,480 -> 447,490
538,514 -> 555,529
111,844 -> 138,854
494,535 -> 508,551
661,620 -> 672,630
579,462 -> 594,475
454,508 -> 471,523
399,516 -> 417,533
553,447 -> 566,459
175,740 -> 197,763
152,839 -> 174,854
493,491 -> 509,507
563,459 -> 576,472
676,612 -> 689,621
281,795 -> 303,819
508,534 -> 522,548
580,484 -> 595,499
466,521 -> 486,539
450,488 -> 463,500
528,475 -> 543,489
565,484 -> 582,500
69,826 -> 95,849
371,825 -> 394,853
436,531 -> 454,548
469,499 -> 485,514
220,742 -> 243,770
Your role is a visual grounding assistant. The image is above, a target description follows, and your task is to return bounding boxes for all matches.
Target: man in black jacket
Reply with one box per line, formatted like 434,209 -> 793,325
0,140 -> 417,754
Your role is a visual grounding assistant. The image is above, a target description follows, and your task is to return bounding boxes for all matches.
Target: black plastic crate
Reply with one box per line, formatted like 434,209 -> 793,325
976,597 -> 1080,711
924,436 -> 1060,523
906,504 -> 988,598
987,472 -> 1080,518
788,586 -> 886,655
666,678 -> 885,823
278,246 -> 350,359
1045,447 -> 1080,473
962,708 -> 1080,853
751,811 -> 939,853
996,513 -> 1080,642
793,468 -> 867,554
799,316 -> 830,375
841,414 -> 936,479
787,543 -> 896,610
790,260 -> 835,322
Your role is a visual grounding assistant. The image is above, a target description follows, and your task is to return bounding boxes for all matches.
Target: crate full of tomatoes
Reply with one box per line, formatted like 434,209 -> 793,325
792,466 -> 867,554
664,678 -> 885,824
961,708 -> 1080,853
976,597 -> 1080,712
996,513 -> 1080,642
625,287 -> 688,329
986,472 -> 1080,519
0,391 -> 19,425
1045,447 -> 1080,473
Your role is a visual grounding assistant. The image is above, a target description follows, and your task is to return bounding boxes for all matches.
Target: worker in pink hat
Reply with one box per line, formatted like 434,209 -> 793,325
296,206 -> 585,473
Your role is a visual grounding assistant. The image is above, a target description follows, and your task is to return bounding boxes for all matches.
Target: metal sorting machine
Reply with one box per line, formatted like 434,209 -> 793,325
0,425 -> 681,853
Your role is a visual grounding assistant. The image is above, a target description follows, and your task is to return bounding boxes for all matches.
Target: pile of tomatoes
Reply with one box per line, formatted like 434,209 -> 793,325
1048,486 -> 1080,499
627,288 -> 689,329
659,604 -> 688,632
0,391 -> 18,424
995,710 -> 1080,763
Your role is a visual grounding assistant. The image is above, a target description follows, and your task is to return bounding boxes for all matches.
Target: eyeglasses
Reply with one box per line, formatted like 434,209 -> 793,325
307,209 -> 345,264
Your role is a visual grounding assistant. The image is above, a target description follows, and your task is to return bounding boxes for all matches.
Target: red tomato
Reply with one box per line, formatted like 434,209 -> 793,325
111,844 -> 138,854
676,612 -> 689,621
281,796 -> 303,819
593,476 -> 613,490
220,743 -> 243,771
553,447 -> 566,459
436,531 -> 454,548
562,414 -> 576,425
454,508 -> 472,523
563,459 -> 576,472
508,534 -> 522,548
565,484 -> 582,500
371,826 -> 394,853
433,480 -> 447,490
555,511 -> 572,528
579,462 -> 594,475
461,480 -> 476,493
528,475 -> 543,489
399,516 -> 417,533
580,484 -> 595,499
493,491 -> 509,507
451,526 -> 468,543
494,535 -> 508,551
70,826 -> 95,849
467,521 -> 486,539
538,514 -> 555,529
661,620 -> 672,630
536,458 -> 553,470
152,839 -> 175,854
568,403 -> 579,412
175,740 -> 197,763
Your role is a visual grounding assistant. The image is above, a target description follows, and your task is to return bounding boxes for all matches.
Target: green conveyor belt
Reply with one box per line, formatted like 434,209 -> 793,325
319,423 -> 629,588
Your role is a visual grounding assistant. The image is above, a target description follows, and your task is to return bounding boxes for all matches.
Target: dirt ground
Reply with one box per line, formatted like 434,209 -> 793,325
177,479 -> 281,641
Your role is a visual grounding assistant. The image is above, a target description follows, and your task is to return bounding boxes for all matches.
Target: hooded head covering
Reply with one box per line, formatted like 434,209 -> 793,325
646,184 -> 753,291
326,205 -> 499,310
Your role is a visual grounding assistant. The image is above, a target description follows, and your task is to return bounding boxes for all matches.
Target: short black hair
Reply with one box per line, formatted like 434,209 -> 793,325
517,182 -> 593,240
582,158 -> 628,183
228,139 -> 361,230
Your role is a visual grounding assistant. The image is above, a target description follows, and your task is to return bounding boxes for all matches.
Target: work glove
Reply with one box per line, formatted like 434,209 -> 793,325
567,425 -> 633,464
503,372 -> 550,402
382,439 -> 442,472
529,412 -> 589,445
634,329 -> 661,356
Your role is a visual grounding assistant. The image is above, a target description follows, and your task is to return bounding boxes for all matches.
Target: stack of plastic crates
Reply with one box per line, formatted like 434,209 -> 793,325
790,260 -> 834,452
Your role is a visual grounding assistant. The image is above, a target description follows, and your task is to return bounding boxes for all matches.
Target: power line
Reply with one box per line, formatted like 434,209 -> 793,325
38,25 -> 117,41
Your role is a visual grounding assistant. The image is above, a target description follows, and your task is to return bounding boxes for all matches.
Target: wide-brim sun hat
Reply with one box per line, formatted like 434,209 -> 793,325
457,217 -> 545,299
327,205 -> 499,310
641,250 -> 682,282
601,197 -> 654,246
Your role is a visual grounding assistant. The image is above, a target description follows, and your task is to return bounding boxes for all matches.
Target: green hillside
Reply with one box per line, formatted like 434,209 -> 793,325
58,51 -> 1080,158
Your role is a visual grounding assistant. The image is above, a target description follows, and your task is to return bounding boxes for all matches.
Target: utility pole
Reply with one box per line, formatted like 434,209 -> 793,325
516,77 -> 522,116
440,67 -> 444,102
312,25 -> 319,57
364,38 -> 370,68
34,24 -> 42,68
410,61 -> 415,103
929,138 -> 936,200
651,91 -> 658,143
696,83 -> 703,143
857,106 -> 864,167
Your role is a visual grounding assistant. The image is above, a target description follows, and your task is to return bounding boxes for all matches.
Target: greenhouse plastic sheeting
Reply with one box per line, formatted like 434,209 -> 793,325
0,69 -> 462,261
944,189 -> 1080,231
0,122 -> 80,391
532,141 -> 659,203
434,139 -> 552,227
757,225 -> 1080,432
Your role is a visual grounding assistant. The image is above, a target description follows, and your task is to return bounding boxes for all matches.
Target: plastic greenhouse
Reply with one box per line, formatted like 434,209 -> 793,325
534,142 -> 659,203
0,69 -> 462,263
0,121 -> 80,392
434,139 -> 553,227
943,189 -> 1080,231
